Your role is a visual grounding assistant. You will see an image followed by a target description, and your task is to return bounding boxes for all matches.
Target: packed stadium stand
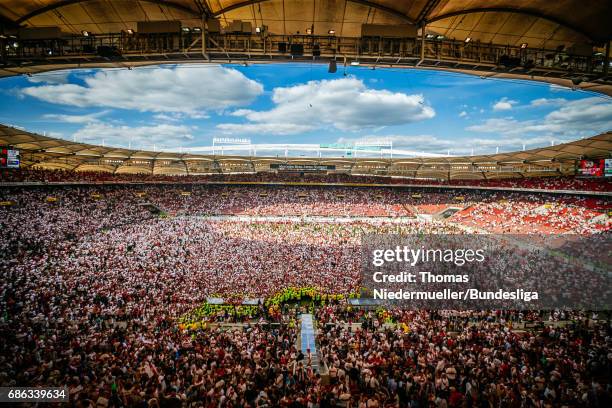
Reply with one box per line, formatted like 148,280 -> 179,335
1,118 -> 611,408
1,0 -> 612,406
1,131 -> 611,407
1,167 -> 611,406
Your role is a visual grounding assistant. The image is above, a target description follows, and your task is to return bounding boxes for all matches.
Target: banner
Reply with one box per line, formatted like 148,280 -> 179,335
0,148 -> 20,168
270,164 -> 335,172
579,159 -> 604,177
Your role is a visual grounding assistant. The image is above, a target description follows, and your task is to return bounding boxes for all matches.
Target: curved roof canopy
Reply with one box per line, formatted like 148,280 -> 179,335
0,0 -> 610,48
2,124 -> 610,180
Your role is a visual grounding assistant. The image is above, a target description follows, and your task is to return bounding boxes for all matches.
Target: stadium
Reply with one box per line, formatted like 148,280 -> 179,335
0,1 -> 611,407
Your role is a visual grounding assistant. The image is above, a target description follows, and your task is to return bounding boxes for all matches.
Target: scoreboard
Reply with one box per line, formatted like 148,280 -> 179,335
0,147 -> 20,168
578,159 -> 612,177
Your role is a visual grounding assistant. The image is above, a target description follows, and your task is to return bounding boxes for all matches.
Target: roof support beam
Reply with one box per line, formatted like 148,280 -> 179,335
416,0 -> 442,25
212,0 -> 415,24
16,0 -> 200,25
426,7 -> 595,42
192,0 -> 213,18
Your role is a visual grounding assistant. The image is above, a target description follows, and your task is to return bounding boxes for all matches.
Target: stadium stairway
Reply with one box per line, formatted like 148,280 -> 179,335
298,314 -> 322,373
404,204 -> 419,216
432,206 -> 464,220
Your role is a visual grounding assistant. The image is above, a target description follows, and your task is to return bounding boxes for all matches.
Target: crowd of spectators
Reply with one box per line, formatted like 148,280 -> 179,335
6,183 -> 603,234
453,193 -> 611,234
130,185 -> 612,233
403,177 -> 612,192
0,184 -> 610,406
316,307 -> 610,407
139,185 -> 415,218
2,168 -> 611,192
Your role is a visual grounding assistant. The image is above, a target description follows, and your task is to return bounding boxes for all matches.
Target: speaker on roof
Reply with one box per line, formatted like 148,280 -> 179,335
229,20 -> 243,33
312,43 -> 320,57
290,43 -> 304,56
97,46 -> 121,58
328,60 -> 337,73
137,20 -> 181,34
567,44 -> 593,57
206,19 -> 221,33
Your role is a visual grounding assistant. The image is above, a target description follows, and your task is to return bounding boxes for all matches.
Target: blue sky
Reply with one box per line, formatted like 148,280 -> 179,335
1,63 -> 611,156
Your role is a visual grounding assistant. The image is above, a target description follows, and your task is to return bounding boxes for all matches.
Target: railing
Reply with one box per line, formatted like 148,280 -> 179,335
1,32 -> 607,79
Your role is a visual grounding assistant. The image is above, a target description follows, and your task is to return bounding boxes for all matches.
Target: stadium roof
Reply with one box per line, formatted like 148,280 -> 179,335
1,0 -> 610,46
2,124 -> 610,180
1,1 -> 610,96
0,0 -> 612,49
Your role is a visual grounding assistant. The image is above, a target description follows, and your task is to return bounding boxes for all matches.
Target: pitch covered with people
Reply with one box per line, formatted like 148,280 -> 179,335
0,170 -> 610,407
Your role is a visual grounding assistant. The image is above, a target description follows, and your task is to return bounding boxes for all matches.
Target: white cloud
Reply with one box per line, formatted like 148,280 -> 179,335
545,97 -> 612,126
153,113 -> 181,122
467,97 -> 612,139
459,111 -> 468,118
549,84 -> 571,92
27,71 -> 71,84
72,122 -> 195,149
492,97 -> 518,111
43,110 -> 109,124
151,111 -> 211,122
21,65 -> 263,118
217,77 -> 435,135
467,117 -> 521,133
230,109 -> 253,117
217,122 -> 313,135
530,98 -> 566,107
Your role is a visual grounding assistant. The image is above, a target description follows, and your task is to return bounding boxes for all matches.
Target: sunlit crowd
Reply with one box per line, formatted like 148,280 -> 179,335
2,168 -> 611,192
0,181 -> 610,407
